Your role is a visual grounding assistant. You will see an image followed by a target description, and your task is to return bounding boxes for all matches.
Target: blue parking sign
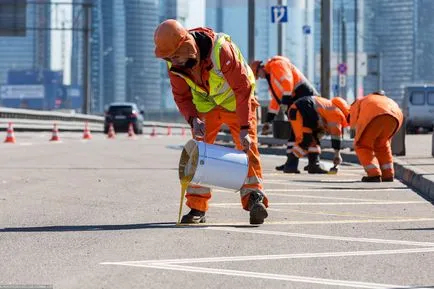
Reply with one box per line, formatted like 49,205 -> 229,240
271,6 -> 288,23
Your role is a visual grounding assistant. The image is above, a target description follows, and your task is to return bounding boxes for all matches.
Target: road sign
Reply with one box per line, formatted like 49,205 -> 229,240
271,5 -> 288,23
302,25 -> 311,35
338,63 -> 347,74
0,85 -> 45,99
339,74 -> 346,87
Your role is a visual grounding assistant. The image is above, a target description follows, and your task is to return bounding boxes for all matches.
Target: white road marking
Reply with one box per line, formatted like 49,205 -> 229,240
102,247 -> 434,288
214,188 -> 409,192
205,227 -> 434,247
254,193 -> 387,202
103,247 -> 434,265
211,201 -> 426,206
173,217 -> 434,226
104,263 -> 407,289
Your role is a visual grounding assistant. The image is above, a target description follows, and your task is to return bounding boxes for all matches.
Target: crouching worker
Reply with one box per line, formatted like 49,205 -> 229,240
284,96 -> 350,174
154,19 -> 268,224
349,91 -> 403,182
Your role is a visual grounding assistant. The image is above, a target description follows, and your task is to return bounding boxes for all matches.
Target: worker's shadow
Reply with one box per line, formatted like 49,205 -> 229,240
0,222 -> 258,233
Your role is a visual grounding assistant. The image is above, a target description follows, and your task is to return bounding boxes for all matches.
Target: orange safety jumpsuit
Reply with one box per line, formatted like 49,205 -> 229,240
263,56 -> 318,154
289,96 -> 348,158
168,27 -> 268,212
350,93 -> 403,178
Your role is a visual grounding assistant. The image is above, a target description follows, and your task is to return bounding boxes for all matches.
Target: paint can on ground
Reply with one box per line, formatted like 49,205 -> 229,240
178,139 -> 248,191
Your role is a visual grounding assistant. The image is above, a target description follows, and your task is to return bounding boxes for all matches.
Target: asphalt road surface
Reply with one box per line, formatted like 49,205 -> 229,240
0,132 -> 433,289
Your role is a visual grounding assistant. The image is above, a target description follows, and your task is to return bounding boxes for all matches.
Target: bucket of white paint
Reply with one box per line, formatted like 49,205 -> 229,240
178,139 -> 248,191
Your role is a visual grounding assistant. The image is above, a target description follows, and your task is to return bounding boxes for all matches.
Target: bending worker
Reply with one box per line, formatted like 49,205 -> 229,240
284,96 -> 350,173
349,90 -> 403,182
250,56 -> 323,173
154,19 -> 268,224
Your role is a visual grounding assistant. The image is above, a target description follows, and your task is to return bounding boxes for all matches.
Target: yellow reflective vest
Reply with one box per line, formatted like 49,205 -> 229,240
167,33 -> 255,113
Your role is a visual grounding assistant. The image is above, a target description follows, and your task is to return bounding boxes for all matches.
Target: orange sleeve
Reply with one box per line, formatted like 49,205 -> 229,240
268,97 -> 280,114
219,41 -> 253,128
269,61 -> 294,98
168,70 -> 199,126
349,99 -> 361,129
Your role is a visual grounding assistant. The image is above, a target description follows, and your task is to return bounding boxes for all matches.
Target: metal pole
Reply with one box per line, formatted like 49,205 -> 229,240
378,52 -> 383,90
82,3 -> 91,114
321,0 -> 332,99
277,0 -> 283,55
341,8 -> 347,100
354,0 -> 358,99
248,0 -> 255,63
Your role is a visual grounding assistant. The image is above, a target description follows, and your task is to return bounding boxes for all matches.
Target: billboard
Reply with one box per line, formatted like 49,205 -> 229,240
0,0 -> 26,36
0,85 -> 45,99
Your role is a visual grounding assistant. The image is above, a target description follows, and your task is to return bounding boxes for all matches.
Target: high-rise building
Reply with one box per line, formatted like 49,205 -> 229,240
364,0 -> 434,102
0,1 -> 51,84
125,0 -> 161,111
206,0 -> 314,102
71,0 -> 126,112
158,0 -> 189,111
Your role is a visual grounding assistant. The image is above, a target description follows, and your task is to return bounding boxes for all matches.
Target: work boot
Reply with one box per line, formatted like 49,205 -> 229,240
275,163 -> 285,171
303,164 -> 309,171
307,153 -> 328,174
248,191 -> 268,225
180,209 -> 206,224
283,154 -> 301,174
381,176 -> 394,182
361,176 -> 382,182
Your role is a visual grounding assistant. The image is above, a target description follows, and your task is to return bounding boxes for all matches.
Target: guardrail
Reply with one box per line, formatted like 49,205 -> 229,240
0,107 -> 190,132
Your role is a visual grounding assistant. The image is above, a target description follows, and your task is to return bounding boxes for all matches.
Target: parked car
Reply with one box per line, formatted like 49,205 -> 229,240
104,102 -> 144,134
402,84 -> 434,133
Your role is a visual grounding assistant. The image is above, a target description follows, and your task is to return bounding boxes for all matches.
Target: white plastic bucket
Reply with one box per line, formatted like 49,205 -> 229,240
179,139 -> 248,191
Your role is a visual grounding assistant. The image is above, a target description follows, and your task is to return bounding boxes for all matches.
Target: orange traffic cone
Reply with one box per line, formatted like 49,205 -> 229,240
181,127 -> 186,137
50,123 -> 60,141
4,122 -> 16,143
107,123 -> 116,139
167,126 -> 172,136
128,123 -> 136,138
82,121 -> 92,140
150,126 -> 157,137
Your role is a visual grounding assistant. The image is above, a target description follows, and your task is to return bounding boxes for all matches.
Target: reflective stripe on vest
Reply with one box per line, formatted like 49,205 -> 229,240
167,33 -> 255,113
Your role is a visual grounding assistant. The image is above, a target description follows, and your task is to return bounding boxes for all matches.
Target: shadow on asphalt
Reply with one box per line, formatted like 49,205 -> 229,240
0,222 -> 258,232
391,227 -> 434,231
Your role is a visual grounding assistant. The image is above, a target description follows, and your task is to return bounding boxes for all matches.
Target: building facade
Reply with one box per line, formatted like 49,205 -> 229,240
0,1 -> 51,85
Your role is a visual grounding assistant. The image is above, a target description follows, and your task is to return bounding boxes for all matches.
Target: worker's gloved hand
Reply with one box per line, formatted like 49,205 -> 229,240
280,104 -> 289,113
240,129 -> 251,152
192,117 -> 205,138
333,150 -> 342,166
261,123 -> 271,135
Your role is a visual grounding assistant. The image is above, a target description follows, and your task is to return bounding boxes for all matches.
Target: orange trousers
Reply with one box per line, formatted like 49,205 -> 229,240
355,115 -> 398,178
289,110 -> 321,158
185,105 -> 268,212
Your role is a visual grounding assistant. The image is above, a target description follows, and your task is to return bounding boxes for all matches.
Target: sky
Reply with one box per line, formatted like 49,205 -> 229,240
50,0 -> 205,85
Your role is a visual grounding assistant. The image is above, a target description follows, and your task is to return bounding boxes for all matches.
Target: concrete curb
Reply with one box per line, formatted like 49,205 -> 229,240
393,158 -> 434,203
254,145 -> 434,203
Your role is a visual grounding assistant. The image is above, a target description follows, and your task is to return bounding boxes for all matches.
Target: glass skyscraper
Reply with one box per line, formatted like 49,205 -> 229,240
0,1 -> 51,84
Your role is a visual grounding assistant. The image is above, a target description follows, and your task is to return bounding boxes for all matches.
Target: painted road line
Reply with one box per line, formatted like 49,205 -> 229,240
257,193 -> 388,202
102,247 -> 434,265
172,217 -> 434,227
264,188 -> 409,191
211,201 -> 426,206
270,209 -> 402,219
205,227 -> 434,247
103,263 -> 407,289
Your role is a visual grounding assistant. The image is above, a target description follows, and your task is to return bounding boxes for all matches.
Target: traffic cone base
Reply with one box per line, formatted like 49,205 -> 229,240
50,124 -> 60,142
150,126 -> 157,137
107,123 -> 116,139
83,122 -> 92,140
128,123 -> 136,138
4,123 -> 16,143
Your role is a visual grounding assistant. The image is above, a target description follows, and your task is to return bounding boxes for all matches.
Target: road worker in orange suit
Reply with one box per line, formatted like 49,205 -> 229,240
284,96 -> 350,173
349,91 -> 403,182
250,57 -> 323,173
154,19 -> 268,224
